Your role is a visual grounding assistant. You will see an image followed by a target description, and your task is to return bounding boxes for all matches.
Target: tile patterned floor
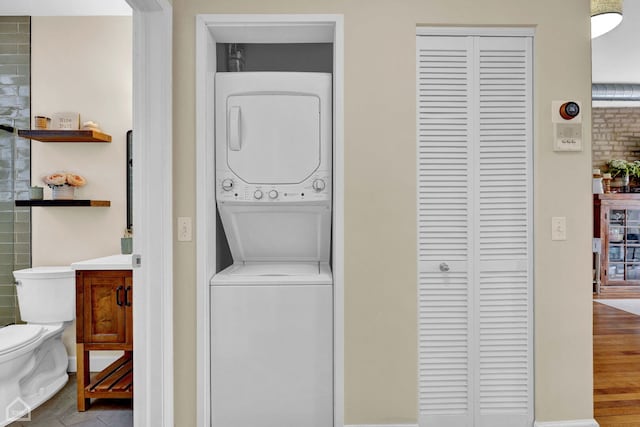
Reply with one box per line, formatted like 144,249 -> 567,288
8,373 -> 132,427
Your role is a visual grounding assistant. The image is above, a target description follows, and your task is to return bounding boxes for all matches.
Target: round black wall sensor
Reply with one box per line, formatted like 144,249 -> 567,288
559,101 -> 580,120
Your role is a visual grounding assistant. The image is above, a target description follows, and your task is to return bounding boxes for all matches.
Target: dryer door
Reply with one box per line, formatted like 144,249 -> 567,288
225,94 -> 321,184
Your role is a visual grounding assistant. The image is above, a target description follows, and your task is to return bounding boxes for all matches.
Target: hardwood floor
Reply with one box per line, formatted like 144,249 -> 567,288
594,292 -> 640,427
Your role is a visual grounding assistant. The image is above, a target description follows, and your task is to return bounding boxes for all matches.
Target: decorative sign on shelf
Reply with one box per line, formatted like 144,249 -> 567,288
51,112 -> 80,130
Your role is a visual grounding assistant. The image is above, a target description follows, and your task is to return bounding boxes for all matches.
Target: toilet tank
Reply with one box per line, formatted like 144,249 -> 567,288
13,266 -> 75,323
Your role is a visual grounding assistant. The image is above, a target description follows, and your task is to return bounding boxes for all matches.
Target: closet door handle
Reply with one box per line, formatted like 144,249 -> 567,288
229,106 -> 241,151
116,286 -> 124,307
124,286 -> 132,307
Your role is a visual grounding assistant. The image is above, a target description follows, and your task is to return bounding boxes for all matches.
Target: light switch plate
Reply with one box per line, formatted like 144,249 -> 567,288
551,216 -> 567,241
177,217 -> 192,242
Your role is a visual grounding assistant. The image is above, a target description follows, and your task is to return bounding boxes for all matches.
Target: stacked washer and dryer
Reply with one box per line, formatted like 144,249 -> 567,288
210,72 -> 333,427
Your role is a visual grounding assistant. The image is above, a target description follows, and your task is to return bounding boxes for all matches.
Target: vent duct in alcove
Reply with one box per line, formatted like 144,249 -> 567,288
592,83 -> 640,101
227,43 -> 245,72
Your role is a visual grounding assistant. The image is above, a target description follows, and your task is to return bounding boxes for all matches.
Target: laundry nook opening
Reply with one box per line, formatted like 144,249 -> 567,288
195,15 -> 345,427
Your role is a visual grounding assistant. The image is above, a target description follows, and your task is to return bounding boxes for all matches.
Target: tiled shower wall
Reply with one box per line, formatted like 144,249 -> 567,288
0,17 -> 31,326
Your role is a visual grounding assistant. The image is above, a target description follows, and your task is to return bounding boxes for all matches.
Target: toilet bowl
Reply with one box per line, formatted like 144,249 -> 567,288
0,266 -> 75,427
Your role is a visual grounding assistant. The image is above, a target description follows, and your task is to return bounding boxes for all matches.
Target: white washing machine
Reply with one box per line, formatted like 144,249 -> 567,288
211,72 -> 333,427
211,263 -> 333,427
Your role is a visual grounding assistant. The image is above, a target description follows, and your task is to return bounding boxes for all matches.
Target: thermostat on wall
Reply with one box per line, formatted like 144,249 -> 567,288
552,100 -> 583,152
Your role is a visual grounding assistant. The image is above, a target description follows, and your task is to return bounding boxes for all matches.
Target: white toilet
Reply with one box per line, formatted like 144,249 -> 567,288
0,266 -> 75,427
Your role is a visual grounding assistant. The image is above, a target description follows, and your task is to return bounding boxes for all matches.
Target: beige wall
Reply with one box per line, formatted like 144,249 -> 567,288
173,0 -> 593,424
31,16 -> 132,355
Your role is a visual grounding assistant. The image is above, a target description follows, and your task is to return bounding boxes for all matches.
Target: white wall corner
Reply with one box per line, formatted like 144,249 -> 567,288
534,419 -> 600,427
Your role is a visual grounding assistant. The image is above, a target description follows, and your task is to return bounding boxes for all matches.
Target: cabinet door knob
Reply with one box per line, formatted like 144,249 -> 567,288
439,262 -> 450,272
116,286 -> 124,306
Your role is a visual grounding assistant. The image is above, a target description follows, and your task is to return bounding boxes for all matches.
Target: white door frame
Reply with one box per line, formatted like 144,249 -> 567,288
128,1 -> 174,426
0,2 -> 174,426
195,14 -> 344,427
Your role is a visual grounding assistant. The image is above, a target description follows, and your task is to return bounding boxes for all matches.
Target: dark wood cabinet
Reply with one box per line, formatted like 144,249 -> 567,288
76,270 -> 133,411
594,194 -> 640,289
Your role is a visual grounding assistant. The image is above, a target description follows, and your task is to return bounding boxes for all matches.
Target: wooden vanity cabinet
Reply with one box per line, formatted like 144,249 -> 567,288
76,269 -> 133,411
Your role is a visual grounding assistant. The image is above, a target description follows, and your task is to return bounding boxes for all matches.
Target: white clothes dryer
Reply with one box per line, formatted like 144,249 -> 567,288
215,72 -> 332,207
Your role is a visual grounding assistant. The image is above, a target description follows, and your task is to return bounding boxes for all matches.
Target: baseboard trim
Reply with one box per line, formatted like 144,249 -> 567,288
345,425 -> 418,427
534,420 -> 599,427
67,353 -> 124,373
345,422 -> 597,427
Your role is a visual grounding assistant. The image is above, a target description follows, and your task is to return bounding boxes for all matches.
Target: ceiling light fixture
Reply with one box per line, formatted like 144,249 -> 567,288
591,0 -> 623,39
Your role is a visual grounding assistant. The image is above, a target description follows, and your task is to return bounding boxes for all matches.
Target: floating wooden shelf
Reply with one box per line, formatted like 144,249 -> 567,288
15,200 -> 110,207
17,129 -> 112,143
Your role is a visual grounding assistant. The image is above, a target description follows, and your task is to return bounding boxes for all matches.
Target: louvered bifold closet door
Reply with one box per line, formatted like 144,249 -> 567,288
417,35 -> 474,427
475,36 -> 532,427
417,33 -> 533,427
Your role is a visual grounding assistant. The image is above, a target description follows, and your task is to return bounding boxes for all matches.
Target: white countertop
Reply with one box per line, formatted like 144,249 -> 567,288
71,254 -> 133,270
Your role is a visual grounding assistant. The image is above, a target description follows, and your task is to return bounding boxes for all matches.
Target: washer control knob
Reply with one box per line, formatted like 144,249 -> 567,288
254,190 -> 263,200
268,190 -> 278,199
312,179 -> 326,192
221,179 -> 234,191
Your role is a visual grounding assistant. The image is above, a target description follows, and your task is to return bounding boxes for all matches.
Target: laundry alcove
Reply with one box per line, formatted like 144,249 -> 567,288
195,15 -> 345,427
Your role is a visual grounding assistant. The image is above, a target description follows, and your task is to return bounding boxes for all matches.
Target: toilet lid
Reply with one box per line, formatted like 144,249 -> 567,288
0,325 -> 43,356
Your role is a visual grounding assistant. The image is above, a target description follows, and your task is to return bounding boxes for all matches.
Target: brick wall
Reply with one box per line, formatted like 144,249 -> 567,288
0,17 -> 30,326
592,107 -> 640,172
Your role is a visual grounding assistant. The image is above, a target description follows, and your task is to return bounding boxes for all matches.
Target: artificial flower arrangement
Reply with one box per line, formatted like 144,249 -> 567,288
42,172 -> 87,188
42,172 -> 86,200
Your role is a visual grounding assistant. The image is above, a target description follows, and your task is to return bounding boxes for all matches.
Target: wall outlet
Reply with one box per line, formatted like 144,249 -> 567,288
177,217 -> 192,242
